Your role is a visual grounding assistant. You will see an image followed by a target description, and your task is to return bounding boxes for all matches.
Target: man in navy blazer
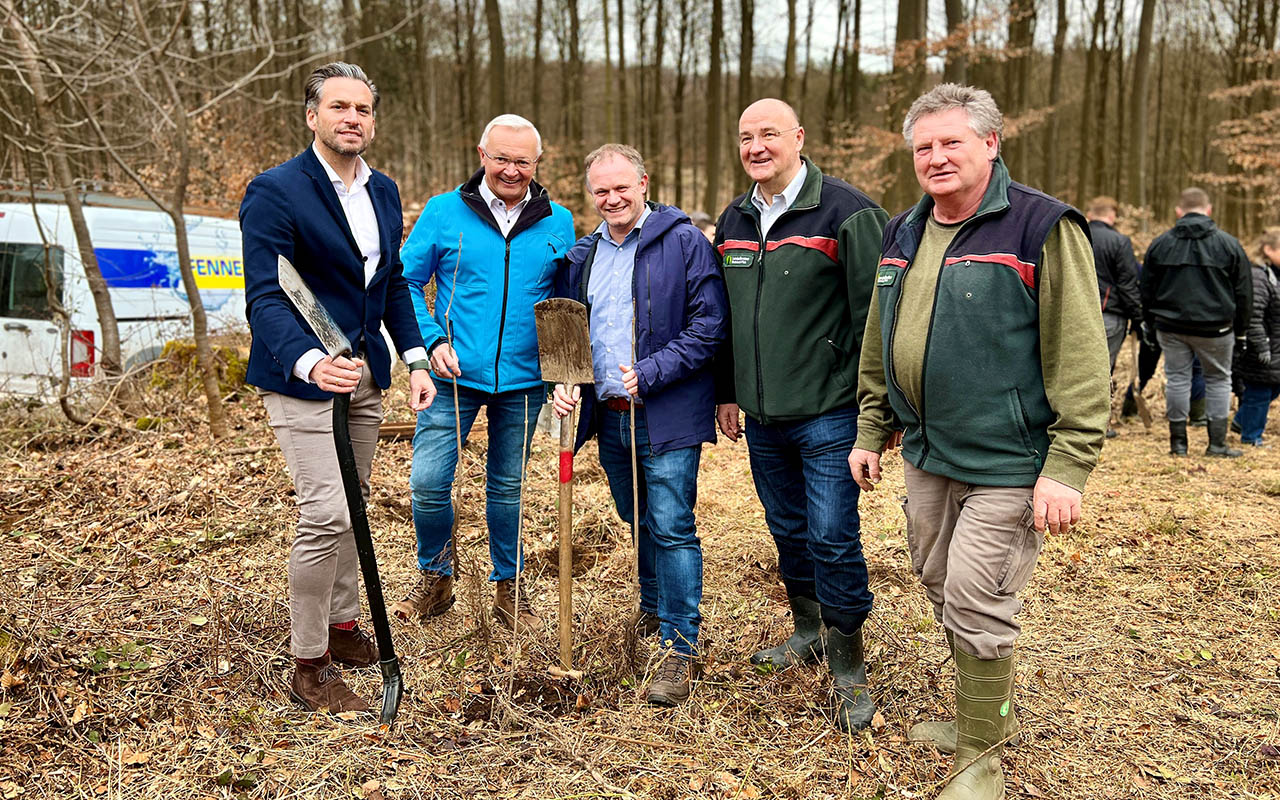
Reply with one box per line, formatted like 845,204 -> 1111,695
240,62 -> 435,713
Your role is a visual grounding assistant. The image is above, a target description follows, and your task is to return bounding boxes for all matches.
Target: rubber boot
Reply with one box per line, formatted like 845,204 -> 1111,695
910,632 -> 1021,753
750,595 -> 825,668
1189,397 -> 1207,427
828,626 -> 876,732
1205,418 -> 1242,458
1168,420 -> 1188,456
937,647 -> 1015,800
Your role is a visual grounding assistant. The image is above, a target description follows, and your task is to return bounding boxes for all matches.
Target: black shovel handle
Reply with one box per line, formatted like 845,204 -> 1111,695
332,392 -> 403,727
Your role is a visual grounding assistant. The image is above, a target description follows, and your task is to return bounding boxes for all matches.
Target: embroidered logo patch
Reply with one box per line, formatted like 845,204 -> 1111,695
724,253 -> 754,268
876,269 -> 898,286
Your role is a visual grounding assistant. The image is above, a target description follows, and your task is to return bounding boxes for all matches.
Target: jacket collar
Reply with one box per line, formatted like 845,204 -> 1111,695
737,155 -> 824,214
458,168 -> 553,239
896,157 -> 1012,258
298,146 -> 368,264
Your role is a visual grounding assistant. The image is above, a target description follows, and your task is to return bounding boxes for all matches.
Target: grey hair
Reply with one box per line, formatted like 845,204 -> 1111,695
902,83 -> 1003,145
304,62 -> 380,114
479,114 -> 544,157
583,143 -> 647,189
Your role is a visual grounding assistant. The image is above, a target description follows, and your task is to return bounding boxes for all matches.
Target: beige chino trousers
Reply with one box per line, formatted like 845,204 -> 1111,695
263,367 -> 382,659
901,461 -> 1043,660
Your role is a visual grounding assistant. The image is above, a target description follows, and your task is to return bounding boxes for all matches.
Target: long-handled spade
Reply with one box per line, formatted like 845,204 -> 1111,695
533,298 -> 593,674
276,254 -> 402,726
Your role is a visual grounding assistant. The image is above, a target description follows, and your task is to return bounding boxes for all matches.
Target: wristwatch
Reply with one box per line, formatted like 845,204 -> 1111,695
408,359 -> 431,372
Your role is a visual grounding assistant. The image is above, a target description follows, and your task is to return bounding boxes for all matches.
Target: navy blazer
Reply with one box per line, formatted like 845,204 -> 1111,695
240,147 -> 424,399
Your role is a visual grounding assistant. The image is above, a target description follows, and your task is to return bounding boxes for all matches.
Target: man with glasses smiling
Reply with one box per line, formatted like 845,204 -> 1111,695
714,98 -> 887,732
395,114 -> 575,633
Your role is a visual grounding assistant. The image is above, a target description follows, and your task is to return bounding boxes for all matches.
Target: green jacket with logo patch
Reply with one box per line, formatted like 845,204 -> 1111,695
713,158 -> 888,423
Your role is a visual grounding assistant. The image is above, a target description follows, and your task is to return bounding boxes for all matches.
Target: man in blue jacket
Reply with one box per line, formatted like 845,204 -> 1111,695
241,63 -> 435,712
394,115 -> 576,631
551,143 -> 727,705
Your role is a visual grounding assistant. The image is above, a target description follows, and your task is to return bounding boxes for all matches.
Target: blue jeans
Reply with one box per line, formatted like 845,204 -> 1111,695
410,383 -> 543,581
595,405 -> 703,655
745,406 -> 874,633
1234,381 -> 1280,443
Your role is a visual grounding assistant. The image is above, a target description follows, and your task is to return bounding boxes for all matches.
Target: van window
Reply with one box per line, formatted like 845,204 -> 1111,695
0,244 -> 62,320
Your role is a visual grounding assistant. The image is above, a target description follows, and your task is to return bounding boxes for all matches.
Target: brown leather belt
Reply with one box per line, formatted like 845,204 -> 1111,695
602,396 -> 632,413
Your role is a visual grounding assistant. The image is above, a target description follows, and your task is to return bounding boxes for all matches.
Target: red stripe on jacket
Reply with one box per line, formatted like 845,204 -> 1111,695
766,235 -> 839,261
945,253 -> 1037,289
879,257 -> 909,269
717,239 -> 761,255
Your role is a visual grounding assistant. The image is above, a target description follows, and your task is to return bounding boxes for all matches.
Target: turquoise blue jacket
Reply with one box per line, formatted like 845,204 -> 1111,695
402,170 -> 576,393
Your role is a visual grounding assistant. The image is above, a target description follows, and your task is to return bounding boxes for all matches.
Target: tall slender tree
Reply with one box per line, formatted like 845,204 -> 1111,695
703,0 -> 723,213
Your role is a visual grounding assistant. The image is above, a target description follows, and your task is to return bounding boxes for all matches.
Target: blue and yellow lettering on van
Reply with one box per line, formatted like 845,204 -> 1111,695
191,256 -> 245,290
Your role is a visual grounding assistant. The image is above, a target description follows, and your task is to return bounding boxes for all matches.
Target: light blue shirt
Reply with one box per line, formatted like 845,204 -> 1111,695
587,207 -> 651,402
751,161 -> 808,239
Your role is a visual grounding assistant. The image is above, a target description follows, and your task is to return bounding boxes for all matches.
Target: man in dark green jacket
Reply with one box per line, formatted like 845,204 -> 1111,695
849,84 -> 1109,800
714,98 -> 887,733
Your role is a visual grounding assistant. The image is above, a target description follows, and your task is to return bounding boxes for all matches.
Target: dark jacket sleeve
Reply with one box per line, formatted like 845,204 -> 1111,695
380,179 -> 426,356
1114,234 -> 1144,323
1247,265 -> 1270,357
1139,241 -> 1162,326
634,228 -> 729,395
241,172 -> 317,383
840,205 -> 890,361
1232,241 -> 1254,337
711,214 -> 737,405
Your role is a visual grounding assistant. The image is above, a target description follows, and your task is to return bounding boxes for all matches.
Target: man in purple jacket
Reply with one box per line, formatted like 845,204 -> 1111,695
552,143 -> 727,705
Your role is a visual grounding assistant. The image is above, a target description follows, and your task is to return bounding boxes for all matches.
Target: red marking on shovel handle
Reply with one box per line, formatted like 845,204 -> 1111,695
559,451 -> 573,483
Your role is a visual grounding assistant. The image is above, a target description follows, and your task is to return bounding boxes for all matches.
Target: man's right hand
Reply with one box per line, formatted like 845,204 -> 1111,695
430,342 -> 462,380
552,384 -> 580,418
310,355 -> 364,394
848,447 -> 883,492
716,403 -> 741,442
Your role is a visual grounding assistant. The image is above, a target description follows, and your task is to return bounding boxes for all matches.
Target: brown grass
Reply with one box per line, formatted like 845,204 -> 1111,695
1,362 -> 1278,799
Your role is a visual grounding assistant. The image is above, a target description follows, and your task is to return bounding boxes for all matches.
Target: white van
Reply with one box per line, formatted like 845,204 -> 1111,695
0,196 -> 245,397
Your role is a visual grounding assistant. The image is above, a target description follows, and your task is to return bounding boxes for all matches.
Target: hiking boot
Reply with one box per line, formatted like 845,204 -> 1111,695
751,594 -> 825,668
391,571 -> 455,622
493,578 -> 540,633
1206,419 -> 1242,458
910,633 -> 1021,753
329,624 -> 378,668
1105,427 -> 1118,439
631,609 -> 660,638
289,654 -> 370,713
1168,420 -> 1188,456
937,647 -> 1015,800
828,626 -> 876,732
646,651 -> 694,706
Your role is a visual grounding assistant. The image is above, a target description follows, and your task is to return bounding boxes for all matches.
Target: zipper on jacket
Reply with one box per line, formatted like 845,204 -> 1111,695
492,238 -> 512,392
751,214 -> 768,422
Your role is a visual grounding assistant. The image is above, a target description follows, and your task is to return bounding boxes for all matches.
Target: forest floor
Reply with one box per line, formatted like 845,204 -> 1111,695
1,346 -> 1279,800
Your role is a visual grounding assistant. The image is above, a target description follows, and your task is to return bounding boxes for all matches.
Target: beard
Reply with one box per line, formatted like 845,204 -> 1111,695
319,126 -> 370,157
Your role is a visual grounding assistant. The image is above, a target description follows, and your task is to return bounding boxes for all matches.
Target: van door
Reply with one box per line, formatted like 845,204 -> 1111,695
0,242 -> 64,396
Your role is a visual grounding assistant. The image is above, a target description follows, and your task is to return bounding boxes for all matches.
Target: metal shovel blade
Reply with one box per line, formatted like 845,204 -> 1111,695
534,298 -> 593,386
277,254 -> 351,358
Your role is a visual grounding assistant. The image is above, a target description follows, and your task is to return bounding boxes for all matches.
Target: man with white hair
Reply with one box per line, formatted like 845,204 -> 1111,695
395,115 -> 575,631
849,84 -> 1109,799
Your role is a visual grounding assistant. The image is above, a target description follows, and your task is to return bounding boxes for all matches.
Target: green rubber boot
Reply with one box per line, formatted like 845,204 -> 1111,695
909,633 -> 1020,753
937,646 -> 1015,800
828,626 -> 875,732
750,595 -> 825,668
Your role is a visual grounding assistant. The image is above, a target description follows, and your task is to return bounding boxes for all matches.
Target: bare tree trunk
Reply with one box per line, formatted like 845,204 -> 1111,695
943,0 -> 968,84
888,0 -> 927,211
533,0 -> 544,126
484,0 -> 506,118
5,3 -> 123,379
672,0 -> 692,206
738,0 -> 753,112
1041,0 -> 1068,194
1075,0 -> 1106,205
567,0 -> 583,146
822,0 -> 847,137
702,0 -> 723,214
1004,0 -> 1034,173
781,0 -> 797,98
846,0 -> 862,124
602,0 -> 615,139
1126,0 -> 1156,208
650,0 -> 666,194
799,0 -> 816,120
617,0 -> 629,141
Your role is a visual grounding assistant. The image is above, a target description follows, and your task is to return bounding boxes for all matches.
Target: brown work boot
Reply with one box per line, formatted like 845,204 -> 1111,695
391,571 -> 455,622
493,578 -> 540,633
646,651 -> 694,706
328,624 -> 379,668
631,609 -> 660,638
289,654 -> 370,713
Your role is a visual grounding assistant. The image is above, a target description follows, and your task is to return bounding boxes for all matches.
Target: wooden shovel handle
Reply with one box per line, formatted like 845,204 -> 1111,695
558,408 -> 575,670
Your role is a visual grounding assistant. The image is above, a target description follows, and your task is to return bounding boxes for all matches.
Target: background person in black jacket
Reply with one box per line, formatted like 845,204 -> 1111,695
1232,228 -> 1280,446
1140,187 -> 1253,457
1086,196 -> 1143,372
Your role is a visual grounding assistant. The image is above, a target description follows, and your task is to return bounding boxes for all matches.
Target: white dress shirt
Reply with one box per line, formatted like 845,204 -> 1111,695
293,143 -> 426,382
479,178 -> 532,238
752,161 -> 808,240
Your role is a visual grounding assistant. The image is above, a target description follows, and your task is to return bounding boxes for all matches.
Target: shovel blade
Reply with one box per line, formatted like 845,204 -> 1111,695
535,298 -> 593,386
277,254 -> 352,358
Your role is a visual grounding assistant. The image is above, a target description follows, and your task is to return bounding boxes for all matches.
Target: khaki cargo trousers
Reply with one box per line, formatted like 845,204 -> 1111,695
901,461 -> 1044,659
263,367 -> 382,659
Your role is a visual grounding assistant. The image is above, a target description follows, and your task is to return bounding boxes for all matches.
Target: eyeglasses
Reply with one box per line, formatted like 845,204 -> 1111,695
481,148 -> 538,171
739,126 -> 801,148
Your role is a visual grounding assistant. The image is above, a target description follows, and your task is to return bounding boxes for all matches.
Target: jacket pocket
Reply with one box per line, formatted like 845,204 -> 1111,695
825,337 -> 852,389
1007,388 -> 1037,458
996,499 -> 1043,594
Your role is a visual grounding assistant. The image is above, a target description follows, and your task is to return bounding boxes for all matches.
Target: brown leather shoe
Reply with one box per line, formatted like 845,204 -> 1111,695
631,609 -> 660,638
493,578 -> 540,633
646,651 -> 694,706
289,654 -> 370,713
391,571 -> 455,622
329,625 -> 379,668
